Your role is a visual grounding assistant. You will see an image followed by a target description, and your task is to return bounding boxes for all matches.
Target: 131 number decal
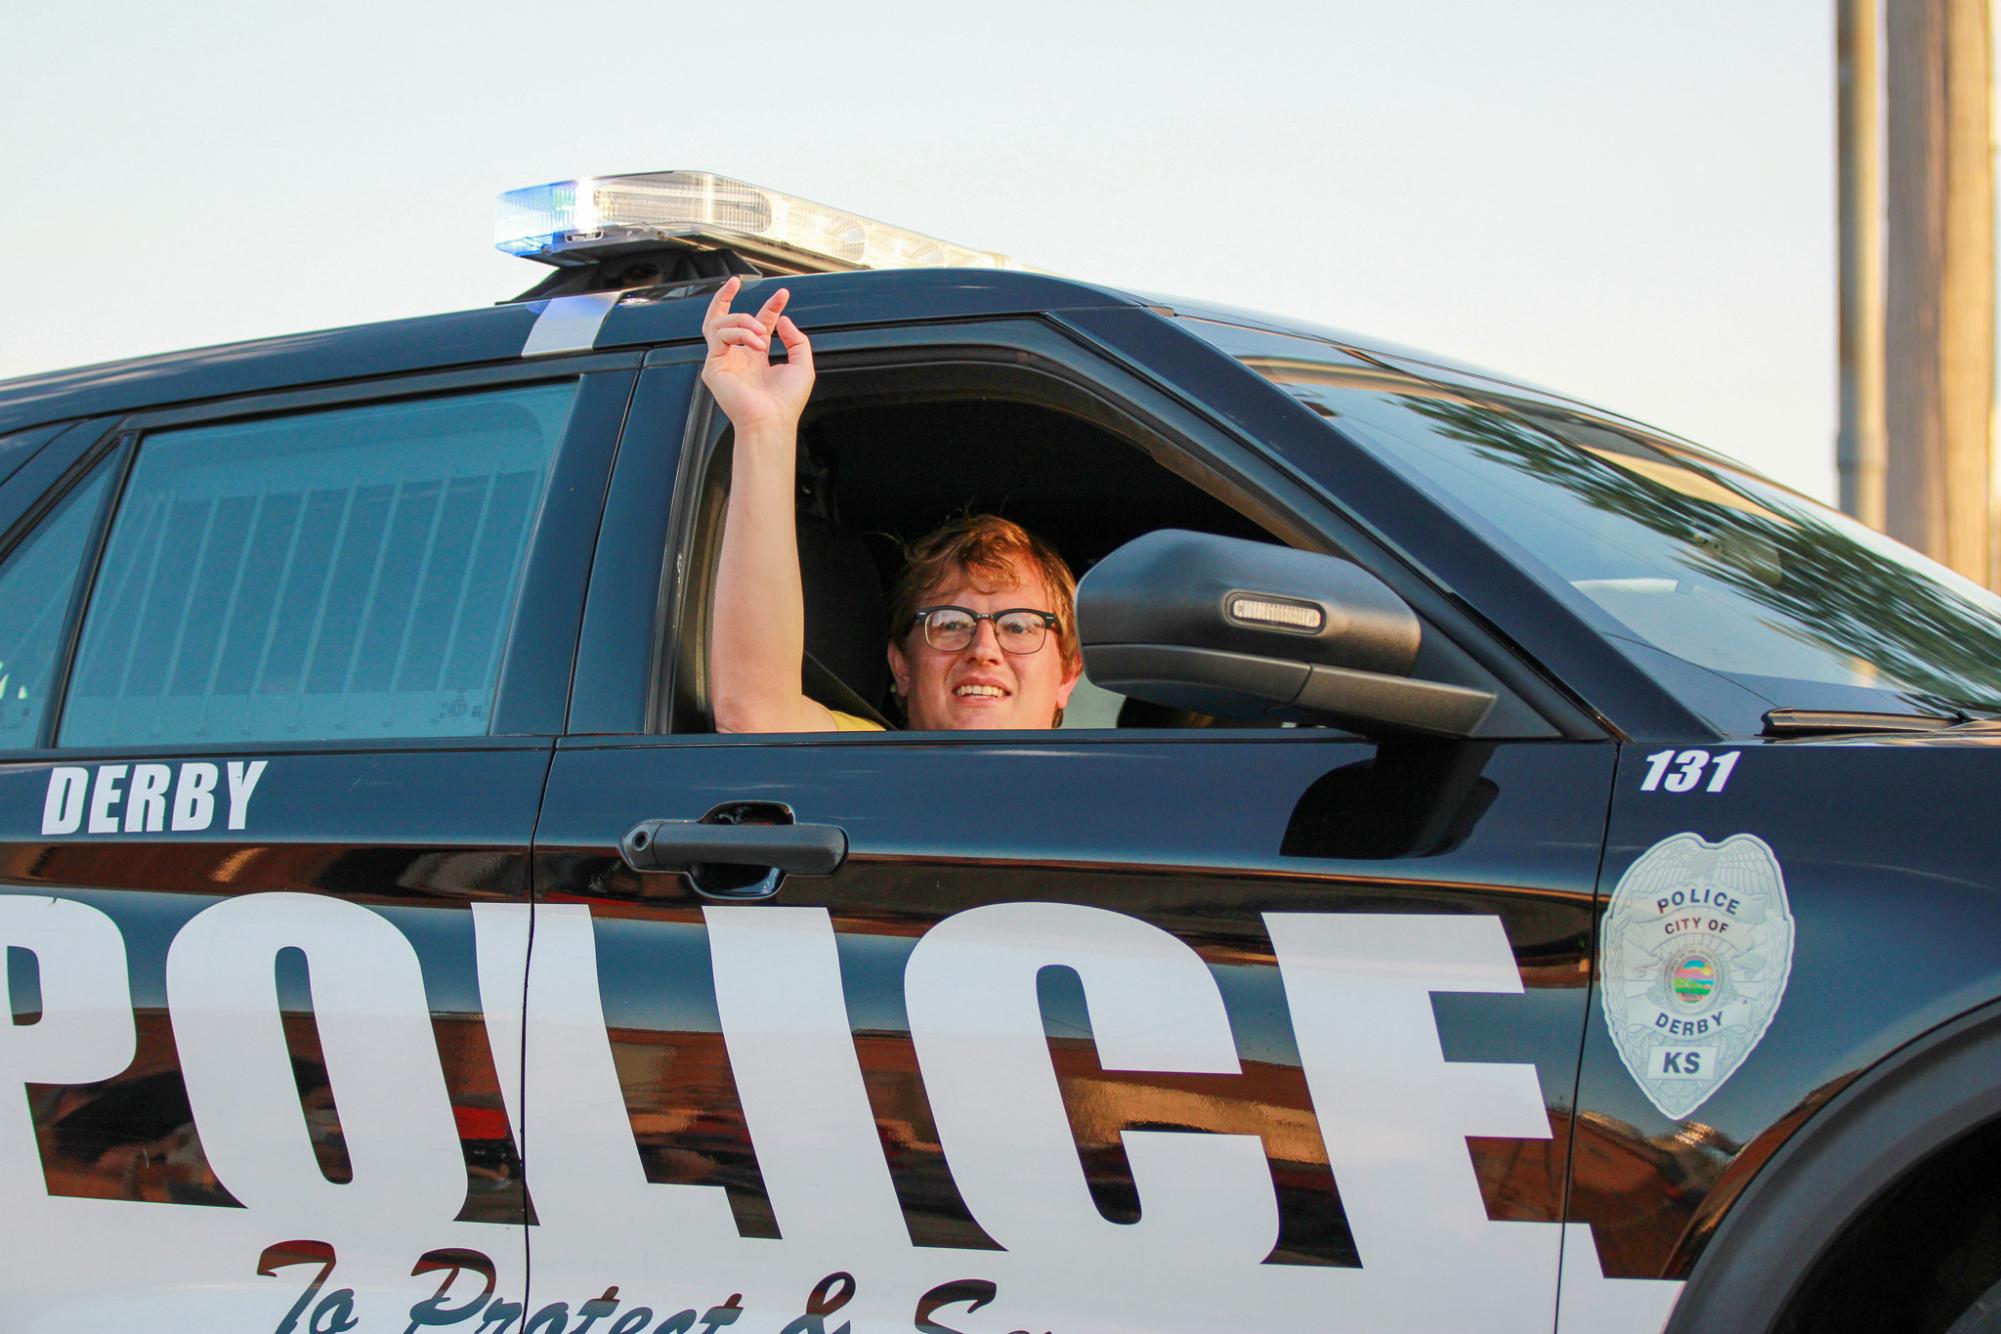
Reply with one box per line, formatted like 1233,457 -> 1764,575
1639,748 -> 1740,794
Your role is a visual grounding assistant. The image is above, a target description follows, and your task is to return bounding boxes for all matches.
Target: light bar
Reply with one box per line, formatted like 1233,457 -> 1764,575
495,171 -> 1021,274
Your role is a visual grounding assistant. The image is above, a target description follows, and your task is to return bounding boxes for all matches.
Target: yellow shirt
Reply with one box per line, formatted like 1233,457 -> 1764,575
830,710 -> 887,732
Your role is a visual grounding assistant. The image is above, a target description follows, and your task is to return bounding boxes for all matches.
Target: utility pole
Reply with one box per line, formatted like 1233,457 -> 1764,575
1883,0 -> 1994,585
1838,0 -> 1887,529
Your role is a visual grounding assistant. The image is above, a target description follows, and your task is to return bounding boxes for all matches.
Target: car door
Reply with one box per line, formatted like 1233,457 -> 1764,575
514,320 -> 1679,1334
0,361 -> 631,1329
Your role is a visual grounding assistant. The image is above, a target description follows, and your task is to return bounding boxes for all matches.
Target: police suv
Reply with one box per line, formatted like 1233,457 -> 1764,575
3,171 -> 2000,1334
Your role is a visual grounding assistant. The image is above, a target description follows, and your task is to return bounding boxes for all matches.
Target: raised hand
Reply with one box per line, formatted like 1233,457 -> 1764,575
700,276 -> 815,432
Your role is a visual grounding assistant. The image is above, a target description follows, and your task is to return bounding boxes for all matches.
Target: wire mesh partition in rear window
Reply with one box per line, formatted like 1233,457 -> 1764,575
60,384 -> 576,746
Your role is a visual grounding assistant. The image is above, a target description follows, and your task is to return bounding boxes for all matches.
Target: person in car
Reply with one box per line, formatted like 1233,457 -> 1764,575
703,276 -> 1082,733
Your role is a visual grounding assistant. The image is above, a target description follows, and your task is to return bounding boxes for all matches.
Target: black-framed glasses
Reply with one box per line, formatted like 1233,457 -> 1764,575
912,605 -> 1059,654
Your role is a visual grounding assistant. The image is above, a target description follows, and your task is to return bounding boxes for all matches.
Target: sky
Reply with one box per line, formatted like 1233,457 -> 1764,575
1,1 -> 1838,497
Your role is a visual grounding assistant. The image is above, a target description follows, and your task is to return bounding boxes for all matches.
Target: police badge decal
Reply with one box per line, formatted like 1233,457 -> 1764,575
1600,832 -> 1796,1119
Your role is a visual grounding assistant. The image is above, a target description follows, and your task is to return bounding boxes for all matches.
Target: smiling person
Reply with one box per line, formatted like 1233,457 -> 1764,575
703,277 -> 1082,733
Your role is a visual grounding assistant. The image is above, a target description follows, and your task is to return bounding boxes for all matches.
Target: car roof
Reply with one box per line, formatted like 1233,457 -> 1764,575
4,264 -> 1763,496
0,268 -> 1148,437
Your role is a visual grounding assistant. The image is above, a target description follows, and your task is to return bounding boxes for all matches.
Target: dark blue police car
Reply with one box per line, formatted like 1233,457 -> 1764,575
2,171 -> 1999,1333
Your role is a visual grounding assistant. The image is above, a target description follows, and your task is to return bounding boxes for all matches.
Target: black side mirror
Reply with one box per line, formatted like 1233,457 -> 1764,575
1077,530 -> 1496,737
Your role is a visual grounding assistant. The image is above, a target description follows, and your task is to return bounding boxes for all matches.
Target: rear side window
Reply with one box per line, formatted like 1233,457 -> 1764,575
61,384 -> 576,746
0,461 -> 114,748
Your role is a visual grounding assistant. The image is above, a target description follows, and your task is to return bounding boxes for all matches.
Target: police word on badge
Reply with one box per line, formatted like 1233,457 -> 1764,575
40,761 -> 268,836
1599,832 -> 1795,1120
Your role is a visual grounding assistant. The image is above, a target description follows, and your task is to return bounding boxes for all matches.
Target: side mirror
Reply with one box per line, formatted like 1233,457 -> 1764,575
1077,530 -> 1495,737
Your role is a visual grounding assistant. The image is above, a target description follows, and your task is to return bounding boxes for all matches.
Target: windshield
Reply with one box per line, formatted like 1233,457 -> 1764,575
1186,317 -> 2001,730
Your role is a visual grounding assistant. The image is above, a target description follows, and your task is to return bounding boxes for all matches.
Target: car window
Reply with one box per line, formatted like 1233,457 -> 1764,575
1184,316 -> 2001,725
679,365 -> 1290,735
60,384 -> 576,747
0,459 -> 114,748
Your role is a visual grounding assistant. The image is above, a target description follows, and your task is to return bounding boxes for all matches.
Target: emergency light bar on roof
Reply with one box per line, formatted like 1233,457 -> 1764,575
495,171 -> 1021,278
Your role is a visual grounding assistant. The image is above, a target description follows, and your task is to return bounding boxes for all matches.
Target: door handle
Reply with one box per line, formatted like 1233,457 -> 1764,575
619,803 -> 846,900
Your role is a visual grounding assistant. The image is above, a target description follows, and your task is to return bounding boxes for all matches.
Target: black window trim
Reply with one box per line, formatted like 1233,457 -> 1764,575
0,416 -> 123,556
14,431 -> 133,751
120,353 -> 641,432
0,420 -> 73,496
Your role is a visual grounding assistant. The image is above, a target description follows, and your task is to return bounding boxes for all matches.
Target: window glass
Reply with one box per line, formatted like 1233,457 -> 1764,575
1184,315 -> 2001,722
62,384 -> 576,746
0,461 -> 114,748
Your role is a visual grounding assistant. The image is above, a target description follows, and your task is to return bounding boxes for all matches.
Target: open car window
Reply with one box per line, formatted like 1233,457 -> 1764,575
679,359 -> 1282,735
669,336 -> 1548,739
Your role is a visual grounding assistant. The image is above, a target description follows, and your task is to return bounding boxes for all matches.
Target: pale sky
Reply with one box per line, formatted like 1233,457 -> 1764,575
1,1 -> 1838,497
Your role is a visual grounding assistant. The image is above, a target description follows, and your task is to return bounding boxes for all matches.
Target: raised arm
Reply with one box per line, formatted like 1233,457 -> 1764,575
702,276 -> 835,733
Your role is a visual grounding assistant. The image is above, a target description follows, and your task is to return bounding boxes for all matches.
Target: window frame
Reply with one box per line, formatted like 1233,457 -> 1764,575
0,416 -> 124,545
8,355 -> 640,761
0,420 -> 74,495
616,316 -> 1577,744
0,427 -> 130,752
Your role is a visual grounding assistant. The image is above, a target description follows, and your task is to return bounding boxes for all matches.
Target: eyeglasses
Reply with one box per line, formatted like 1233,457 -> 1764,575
911,605 -> 1059,654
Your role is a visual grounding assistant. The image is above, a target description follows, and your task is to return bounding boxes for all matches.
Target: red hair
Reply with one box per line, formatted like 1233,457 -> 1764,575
888,515 -> 1080,722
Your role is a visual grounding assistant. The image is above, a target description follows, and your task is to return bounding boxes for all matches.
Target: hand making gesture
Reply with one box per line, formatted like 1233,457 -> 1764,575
700,276 -> 815,432
705,276 -> 838,734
